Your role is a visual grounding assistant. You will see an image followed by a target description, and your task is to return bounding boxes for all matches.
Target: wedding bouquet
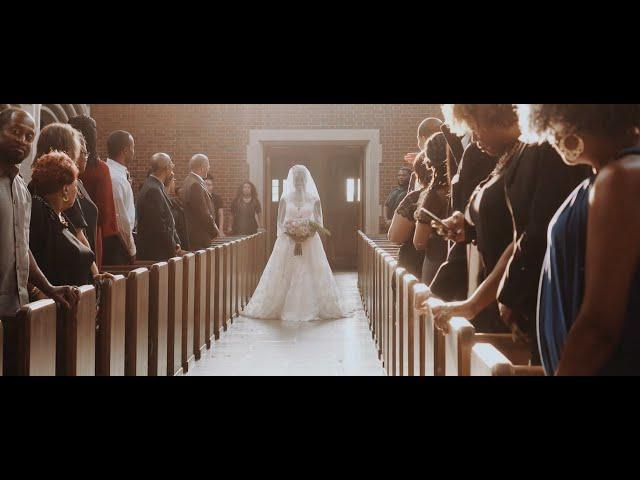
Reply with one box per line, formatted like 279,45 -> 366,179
284,219 -> 331,256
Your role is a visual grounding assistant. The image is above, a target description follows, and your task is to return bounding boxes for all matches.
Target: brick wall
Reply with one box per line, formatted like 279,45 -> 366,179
90,104 -> 442,229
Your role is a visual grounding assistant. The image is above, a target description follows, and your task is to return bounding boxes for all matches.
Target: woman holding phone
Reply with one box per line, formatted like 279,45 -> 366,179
413,133 -> 450,284
426,104 -> 589,349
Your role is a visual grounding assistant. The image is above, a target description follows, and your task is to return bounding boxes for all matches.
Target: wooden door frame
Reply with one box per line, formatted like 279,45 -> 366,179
247,129 -> 382,236
263,143 -> 366,258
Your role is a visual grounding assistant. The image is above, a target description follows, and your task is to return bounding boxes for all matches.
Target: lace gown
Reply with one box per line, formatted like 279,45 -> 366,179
242,197 -> 345,322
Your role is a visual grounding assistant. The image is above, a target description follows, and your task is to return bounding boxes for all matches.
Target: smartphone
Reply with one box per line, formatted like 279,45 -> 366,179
420,208 -> 449,230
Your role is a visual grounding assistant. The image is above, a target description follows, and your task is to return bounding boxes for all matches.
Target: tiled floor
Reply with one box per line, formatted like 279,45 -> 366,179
187,272 -> 385,376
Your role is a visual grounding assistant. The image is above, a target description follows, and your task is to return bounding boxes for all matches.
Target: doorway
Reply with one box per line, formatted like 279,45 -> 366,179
264,144 -> 364,270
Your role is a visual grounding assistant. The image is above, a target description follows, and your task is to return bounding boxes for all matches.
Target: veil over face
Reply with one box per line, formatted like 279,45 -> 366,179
277,165 -> 323,236
282,164 -> 320,202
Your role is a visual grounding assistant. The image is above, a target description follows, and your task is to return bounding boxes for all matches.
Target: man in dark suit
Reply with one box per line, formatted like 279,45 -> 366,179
136,153 -> 185,261
181,154 -> 219,250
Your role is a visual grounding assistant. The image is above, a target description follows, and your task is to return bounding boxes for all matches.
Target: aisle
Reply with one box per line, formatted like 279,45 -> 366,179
187,272 -> 384,376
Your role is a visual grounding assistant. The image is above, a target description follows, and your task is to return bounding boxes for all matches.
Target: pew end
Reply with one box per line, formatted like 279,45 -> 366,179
57,285 -> 97,376
470,343 -> 545,376
4,299 -> 58,376
96,274 -> 126,376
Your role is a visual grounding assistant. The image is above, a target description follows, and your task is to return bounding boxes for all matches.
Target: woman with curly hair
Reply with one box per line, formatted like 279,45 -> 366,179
29,151 -> 96,287
517,104 -> 640,375
429,104 -> 589,354
33,123 -> 111,286
413,133 -> 451,284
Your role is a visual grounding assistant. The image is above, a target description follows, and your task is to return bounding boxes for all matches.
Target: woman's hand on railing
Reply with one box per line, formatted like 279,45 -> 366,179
431,301 -> 474,333
414,287 -> 433,312
94,272 -> 116,283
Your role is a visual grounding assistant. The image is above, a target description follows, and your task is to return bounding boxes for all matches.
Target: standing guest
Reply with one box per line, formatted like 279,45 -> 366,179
0,108 -> 79,322
136,153 -> 185,261
169,183 -> 189,250
29,152 -> 97,287
429,140 -> 498,302
387,153 -> 431,279
104,130 -> 137,265
383,167 -> 412,230
429,104 -> 589,352
413,133 -> 450,284
205,174 -> 226,237
404,117 -> 444,191
34,123 -> 107,284
517,104 -> 640,375
68,115 -> 118,269
230,181 -> 263,236
181,154 -> 219,250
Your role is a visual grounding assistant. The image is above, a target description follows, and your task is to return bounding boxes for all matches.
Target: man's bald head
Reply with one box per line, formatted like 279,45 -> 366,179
149,152 -> 174,186
417,117 -> 444,150
189,154 -> 210,177
150,152 -> 172,173
0,108 -> 37,166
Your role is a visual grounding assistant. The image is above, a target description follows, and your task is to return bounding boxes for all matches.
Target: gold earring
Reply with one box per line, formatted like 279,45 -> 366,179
558,134 -> 585,163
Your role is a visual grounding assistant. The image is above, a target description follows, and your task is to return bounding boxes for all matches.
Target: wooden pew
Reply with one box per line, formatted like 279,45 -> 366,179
411,283 -> 430,376
206,247 -> 216,346
212,241 -> 229,332
3,299 -> 57,376
125,268 -> 149,376
167,257 -> 184,376
471,343 -> 545,376
57,285 -> 96,376
231,239 -> 239,321
96,275 -> 126,376
425,298 -> 444,376
383,256 -> 398,375
149,262 -> 169,376
194,250 -> 207,360
181,252 -> 196,373
443,316 -> 531,377
392,266 -> 407,377
401,273 -> 419,376
239,237 -> 246,309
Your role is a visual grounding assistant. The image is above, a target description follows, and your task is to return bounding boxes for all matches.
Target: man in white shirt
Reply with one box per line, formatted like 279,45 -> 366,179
104,130 -> 137,265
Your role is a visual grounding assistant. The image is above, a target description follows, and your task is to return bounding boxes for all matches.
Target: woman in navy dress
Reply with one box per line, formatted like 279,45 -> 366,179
517,104 -> 640,375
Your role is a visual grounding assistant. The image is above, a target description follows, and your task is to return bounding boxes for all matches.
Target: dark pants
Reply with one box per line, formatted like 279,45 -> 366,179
103,235 -> 130,265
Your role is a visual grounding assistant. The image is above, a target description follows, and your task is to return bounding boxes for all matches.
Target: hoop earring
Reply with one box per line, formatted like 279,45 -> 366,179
62,194 -> 69,203
558,134 -> 585,163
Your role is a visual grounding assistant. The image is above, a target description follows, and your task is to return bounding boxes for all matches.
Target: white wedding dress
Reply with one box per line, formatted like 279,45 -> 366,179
242,165 -> 346,322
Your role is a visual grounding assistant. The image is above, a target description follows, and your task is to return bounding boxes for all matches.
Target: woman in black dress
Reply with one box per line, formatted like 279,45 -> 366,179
230,181 -> 262,236
413,133 -> 450,285
29,152 -> 96,289
388,152 -> 431,279
429,104 -> 589,345
33,123 -> 109,285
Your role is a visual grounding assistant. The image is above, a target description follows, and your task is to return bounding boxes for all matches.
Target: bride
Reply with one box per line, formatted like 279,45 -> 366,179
242,165 -> 346,322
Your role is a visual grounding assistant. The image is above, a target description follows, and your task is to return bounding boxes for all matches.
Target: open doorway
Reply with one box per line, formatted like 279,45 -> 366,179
264,144 -> 364,270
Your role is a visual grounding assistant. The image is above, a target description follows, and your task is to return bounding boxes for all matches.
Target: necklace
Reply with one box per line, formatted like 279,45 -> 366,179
493,140 -> 523,175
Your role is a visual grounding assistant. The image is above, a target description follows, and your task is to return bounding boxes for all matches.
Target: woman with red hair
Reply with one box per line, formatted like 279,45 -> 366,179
29,151 -> 96,287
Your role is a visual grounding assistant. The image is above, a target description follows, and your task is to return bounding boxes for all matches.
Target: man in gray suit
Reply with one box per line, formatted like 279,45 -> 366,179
181,154 -> 220,250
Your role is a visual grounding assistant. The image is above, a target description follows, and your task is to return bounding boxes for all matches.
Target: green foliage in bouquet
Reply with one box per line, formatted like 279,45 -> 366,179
309,221 -> 332,237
